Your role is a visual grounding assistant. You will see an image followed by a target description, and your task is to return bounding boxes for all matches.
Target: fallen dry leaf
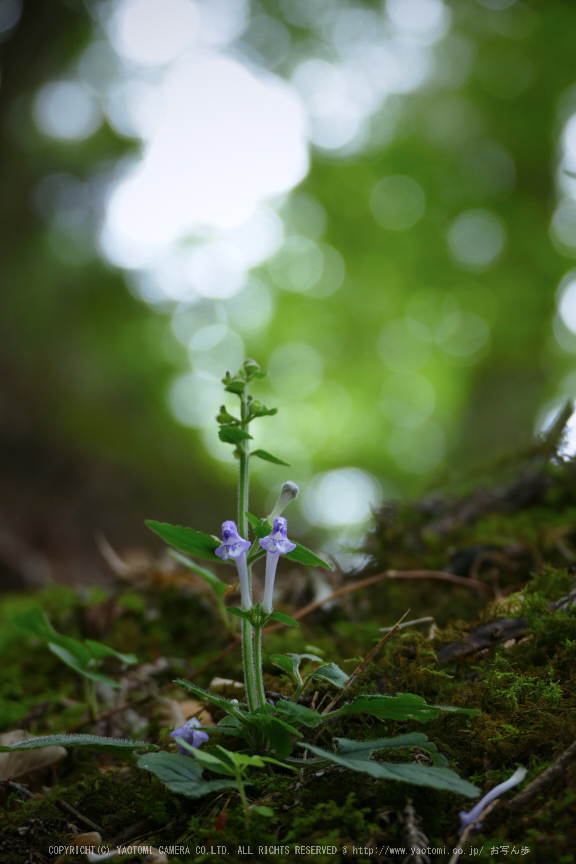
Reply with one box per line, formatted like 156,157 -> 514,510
0,730 -> 67,781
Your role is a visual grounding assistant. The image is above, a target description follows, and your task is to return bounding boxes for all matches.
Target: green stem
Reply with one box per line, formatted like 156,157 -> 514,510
238,383 -> 260,709
238,387 -> 250,543
235,766 -> 250,830
83,677 -> 98,719
291,674 -> 312,703
242,619 -> 258,713
253,626 -> 267,708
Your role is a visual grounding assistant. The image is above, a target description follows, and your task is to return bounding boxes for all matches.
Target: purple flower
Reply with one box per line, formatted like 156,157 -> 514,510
259,517 -> 296,614
259,517 -> 297,555
459,766 -> 527,834
170,717 -> 209,755
215,520 -> 252,610
215,521 -> 251,561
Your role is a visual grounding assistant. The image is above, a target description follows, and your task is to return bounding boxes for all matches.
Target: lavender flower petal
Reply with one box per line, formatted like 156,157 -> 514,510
258,516 -> 296,555
170,717 -> 209,755
459,766 -> 527,834
215,520 -> 251,560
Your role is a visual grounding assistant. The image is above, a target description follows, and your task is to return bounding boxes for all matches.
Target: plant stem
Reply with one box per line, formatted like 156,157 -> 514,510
253,626 -> 267,708
237,383 -> 259,709
234,766 -> 250,830
241,620 -> 259,712
83,677 -> 98,720
238,386 -> 250,544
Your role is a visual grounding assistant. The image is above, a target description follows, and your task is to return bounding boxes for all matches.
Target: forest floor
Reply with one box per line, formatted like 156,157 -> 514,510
2,415 -> 576,864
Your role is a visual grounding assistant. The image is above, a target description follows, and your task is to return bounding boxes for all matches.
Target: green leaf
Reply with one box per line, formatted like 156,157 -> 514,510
182,745 -> 236,776
137,751 -> 237,798
336,734 -> 448,768
218,426 -> 253,445
216,405 -> 240,425
14,607 -> 92,667
286,543 -> 334,570
270,654 -> 299,683
146,521 -> 220,563
174,680 -> 247,723
85,640 -> 138,665
223,378 -> 246,395
48,643 -> 120,687
299,742 -> 479,798
13,605 -> 58,641
329,693 -> 479,723
0,734 -> 158,754
270,653 -> 324,685
246,512 -> 269,538
260,716 -> 297,760
267,611 -> 299,628
274,700 -> 323,728
247,401 -> 278,418
309,662 -> 348,689
226,606 -> 252,622
168,549 -> 228,597
253,805 -> 275,818
251,449 -> 291,466
565,170 -> 576,179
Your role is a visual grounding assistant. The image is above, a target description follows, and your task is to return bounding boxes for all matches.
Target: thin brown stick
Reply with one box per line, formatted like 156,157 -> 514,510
508,739 -> 576,809
262,568 -> 491,636
321,608 -> 411,715
447,800 -> 499,864
55,798 -> 104,833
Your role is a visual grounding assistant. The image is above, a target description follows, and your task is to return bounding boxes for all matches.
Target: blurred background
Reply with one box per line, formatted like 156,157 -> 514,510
1,0 -> 576,588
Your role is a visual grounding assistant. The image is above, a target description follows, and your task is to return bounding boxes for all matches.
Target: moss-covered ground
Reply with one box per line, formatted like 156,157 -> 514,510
2,430 -> 576,863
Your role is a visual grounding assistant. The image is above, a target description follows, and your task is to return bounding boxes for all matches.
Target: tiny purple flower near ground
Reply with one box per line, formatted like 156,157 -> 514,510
215,520 -> 252,610
170,717 -> 209,755
259,516 -> 296,614
459,766 -> 527,834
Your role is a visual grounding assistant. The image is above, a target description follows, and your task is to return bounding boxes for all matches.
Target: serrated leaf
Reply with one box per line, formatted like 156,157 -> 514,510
268,611 -> 299,628
274,700 -> 323,728
137,751 -> 237,798
0,734 -> 158,754
218,426 -> 253,445
286,543 -> 333,570
270,653 -> 299,683
329,693 -> 479,723
251,449 -> 290,466
168,549 -> 228,597
310,662 -> 348,689
85,640 -> 137,665
174,680 -> 247,723
226,606 -> 252,622
299,742 -> 479,798
146,521 -> 220,563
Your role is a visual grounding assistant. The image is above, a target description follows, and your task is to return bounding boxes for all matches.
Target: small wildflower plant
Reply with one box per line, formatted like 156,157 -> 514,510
1,359 -> 507,829
142,360 -> 482,800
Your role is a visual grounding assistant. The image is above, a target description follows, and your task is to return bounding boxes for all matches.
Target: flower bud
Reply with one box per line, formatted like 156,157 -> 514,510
268,481 -> 299,520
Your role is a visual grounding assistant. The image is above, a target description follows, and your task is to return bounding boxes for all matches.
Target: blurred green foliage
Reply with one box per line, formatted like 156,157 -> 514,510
1,0 -> 576,562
